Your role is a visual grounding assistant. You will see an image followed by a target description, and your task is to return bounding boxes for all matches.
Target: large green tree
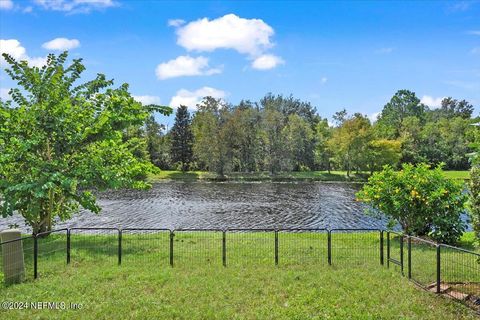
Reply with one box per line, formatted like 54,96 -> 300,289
0,52 -> 171,234
170,105 -> 193,172
377,90 -> 426,139
192,97 -> 232,176
282,114 -> 315,171
314,119 -> 333,172
225,101 -> 261,172
261,108 -> 288,174
144,115 -> 167,168
428,97 -> 474,121
328,113 -> 372,176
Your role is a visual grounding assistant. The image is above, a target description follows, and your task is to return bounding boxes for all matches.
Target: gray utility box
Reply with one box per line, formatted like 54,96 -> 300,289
0,229 -> 25,285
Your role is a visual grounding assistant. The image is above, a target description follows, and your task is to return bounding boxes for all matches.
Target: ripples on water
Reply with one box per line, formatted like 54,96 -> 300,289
0,181 -> 389,232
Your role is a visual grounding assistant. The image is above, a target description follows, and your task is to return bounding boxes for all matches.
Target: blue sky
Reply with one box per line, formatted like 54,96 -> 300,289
0,0 -> 479,127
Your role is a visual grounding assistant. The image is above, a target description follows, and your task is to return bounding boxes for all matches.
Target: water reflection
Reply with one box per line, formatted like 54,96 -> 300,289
1,181 -> 389,232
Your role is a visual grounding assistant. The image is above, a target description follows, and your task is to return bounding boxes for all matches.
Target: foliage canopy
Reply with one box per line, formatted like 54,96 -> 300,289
356,163 -> 467,244
0,52 -> 171,233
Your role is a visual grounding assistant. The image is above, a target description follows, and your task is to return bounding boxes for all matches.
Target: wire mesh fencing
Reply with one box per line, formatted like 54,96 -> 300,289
407,236 -> 438,290
277,229 -> 328,266
387,231 -> 404,274
1,225 -> 479,314
227,229 -> 275,266
36,229 -> 68,278
0,235 -> 35,285
385,233 -> 480,311
440,244 -> 480,305
69,228 -> 120,265
121,228 -> 170,265
330,229 -> 382,266
173,229 -> 223,266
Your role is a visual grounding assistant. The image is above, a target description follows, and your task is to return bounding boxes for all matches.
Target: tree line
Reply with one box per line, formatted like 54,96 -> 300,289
1,51 -> 476,235
141,90 -> 476,176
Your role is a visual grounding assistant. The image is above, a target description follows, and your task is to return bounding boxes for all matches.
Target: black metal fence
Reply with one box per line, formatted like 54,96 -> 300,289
1,227 -> 478,310
385,231 -> 480,309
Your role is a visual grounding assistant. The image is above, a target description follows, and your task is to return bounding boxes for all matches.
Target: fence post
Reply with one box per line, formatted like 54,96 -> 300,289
33,234 -> 38,279
407,236 -> 411,279
387,232 -> 390,268
327,230 -> 332,265
67,229 -> 71,265
222,230 -> 226,267
436,245 -> 441,294
380,231 -> 384,266
274,230 -> 279,266
400,235 -> 404,275
118,229 -> 122,265
170,231 -> 174,267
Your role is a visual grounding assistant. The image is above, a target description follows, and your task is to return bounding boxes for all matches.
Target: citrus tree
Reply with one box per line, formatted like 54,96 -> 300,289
356,163 -> 467,244
0,52 -> 171,234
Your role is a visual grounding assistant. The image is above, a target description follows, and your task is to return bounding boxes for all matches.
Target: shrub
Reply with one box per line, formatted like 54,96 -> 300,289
468,166 -> 480,244
356,163 -> 467,244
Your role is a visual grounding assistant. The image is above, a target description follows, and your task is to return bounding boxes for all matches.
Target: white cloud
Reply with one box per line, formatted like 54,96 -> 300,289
132,95 -> 161,105
368,112 -> 380,123
375,47 -> 394,54
27,56 -> 48,67
471,47 -> 480,54
34,0 -> 117,13
42,38 -> 80,50
169,87 -> 226,109
320,77 -> 328,84
176,14 -> 274,56
0,39 -> 47,67
0,39 -> 26,60
420,95 -> 445,109
23,6 -> 33,13
448,1 -> 472,12
0,88 -> 10,100
168,19 -> 185,27
251,54 -> 284,70
0,0 -> 13,10
155,55 -> 222,80
467,30 -> 480,36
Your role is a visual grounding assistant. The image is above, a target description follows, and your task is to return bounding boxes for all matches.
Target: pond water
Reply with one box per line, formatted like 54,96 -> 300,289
0,181 -> 392,232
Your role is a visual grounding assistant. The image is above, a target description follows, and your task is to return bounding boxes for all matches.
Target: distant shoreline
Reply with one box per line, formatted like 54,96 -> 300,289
149,170 -> 470,183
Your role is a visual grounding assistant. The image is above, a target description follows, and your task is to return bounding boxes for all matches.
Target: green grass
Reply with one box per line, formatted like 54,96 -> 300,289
0,231 -> 478,319
150,170 -> 471,182
149,170 -> 369,182
442,170 -> 471,180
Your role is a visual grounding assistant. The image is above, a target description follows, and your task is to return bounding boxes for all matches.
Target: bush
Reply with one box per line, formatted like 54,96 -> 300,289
468,166 -> 480,244
356,163 -> 467,244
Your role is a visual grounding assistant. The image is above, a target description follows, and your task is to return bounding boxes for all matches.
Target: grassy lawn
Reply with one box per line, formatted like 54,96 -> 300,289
442,171 -> 471,180
150,170 -> 470,182
150,170 -> 370,182
0,231 -> 478,319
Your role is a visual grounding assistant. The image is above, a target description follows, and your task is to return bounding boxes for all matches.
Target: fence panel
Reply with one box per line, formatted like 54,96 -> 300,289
69,228 -> 119,265
408,236 -> 438,290
387,231 -> 404,273
36,229 -> 68,278
173,229 -> 223,266
278,229 -> 328,265
227,229 -> 275,266
440,244 -> 480,304
122,228 -> 170,265
0,236 -> 35,285
330,229 -> 381,266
